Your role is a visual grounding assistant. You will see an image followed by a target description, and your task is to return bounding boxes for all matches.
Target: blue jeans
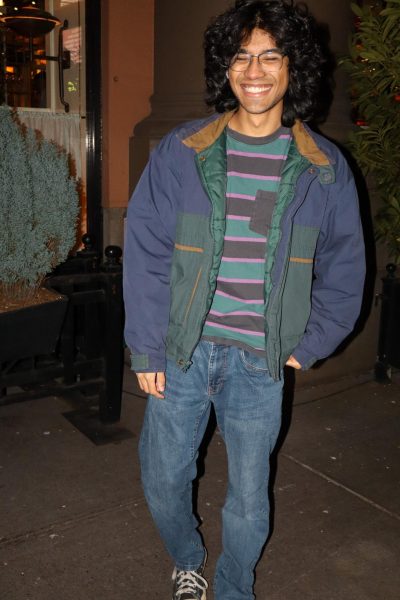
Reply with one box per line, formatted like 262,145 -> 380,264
139,341 -> 283,600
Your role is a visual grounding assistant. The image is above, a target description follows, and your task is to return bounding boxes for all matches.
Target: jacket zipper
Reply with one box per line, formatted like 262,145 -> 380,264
178,149 -> 226,367
266,170 -> 318,379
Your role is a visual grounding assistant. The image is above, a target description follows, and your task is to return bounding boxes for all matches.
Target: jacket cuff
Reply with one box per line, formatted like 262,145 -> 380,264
130,352 -> 166,373
291,346 -> 318,371
130,353 -> 149,371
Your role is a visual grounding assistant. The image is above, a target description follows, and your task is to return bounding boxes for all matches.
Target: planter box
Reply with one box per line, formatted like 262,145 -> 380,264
0,245 -> 124,423
0,292 -> 68,363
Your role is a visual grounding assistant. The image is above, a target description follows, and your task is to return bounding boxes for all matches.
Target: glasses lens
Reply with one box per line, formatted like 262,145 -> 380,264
258,51 -> 283,71
229,53 -> 250,71
229,51 -> 283,72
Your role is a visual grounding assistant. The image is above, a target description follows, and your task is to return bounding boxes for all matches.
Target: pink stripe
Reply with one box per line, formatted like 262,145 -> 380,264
217,276 -> 264,284
221,257 -> 264,263
227,149 -> 288,160
215,290 -> 264,304
279,134 -> 291,139
228,171 -> 280,181
226,193 -> 255,201
209,309 -> 264,318
204,321 -> 265,337
224,236 -> 266,242
226,214 -> 250,221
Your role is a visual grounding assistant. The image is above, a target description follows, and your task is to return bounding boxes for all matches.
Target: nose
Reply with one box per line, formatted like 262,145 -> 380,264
245,55 -> 264,78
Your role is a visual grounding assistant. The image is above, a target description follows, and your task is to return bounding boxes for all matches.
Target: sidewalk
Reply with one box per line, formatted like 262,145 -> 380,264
0,367 -> 399,600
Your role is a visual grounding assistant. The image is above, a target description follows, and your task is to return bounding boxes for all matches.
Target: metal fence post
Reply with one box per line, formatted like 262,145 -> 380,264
375,264 -> 400,382
98,246 -> 124,422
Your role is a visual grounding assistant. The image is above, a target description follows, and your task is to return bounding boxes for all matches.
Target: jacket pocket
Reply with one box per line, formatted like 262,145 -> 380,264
280,224 -> 319,337
168,211 -> 212,329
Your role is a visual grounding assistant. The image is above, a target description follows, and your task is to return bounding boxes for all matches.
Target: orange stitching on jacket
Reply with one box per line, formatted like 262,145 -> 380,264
290,257 -> 313,264
175,243 -> 204,253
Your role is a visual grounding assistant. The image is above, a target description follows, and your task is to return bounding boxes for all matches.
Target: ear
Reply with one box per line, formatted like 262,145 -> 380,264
226,71 -> 230,80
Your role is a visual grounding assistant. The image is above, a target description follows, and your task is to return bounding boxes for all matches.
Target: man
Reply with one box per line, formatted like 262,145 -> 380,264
123,1 -> 365,598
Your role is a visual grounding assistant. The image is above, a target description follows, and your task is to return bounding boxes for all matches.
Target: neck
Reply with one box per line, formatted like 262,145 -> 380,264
228,108 -> 283,137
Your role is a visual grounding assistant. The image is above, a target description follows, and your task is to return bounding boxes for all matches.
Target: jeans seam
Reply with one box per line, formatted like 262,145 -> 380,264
189,399 -> 209,460
208,343 -> 215,395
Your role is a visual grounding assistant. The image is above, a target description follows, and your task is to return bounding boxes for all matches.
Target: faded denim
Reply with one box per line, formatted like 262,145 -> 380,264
139,340 -> 284,600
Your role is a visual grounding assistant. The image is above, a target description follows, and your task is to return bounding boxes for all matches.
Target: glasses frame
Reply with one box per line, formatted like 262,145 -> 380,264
228,48 -> 286,73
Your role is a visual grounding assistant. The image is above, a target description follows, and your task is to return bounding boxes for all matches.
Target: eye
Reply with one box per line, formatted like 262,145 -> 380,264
259,53 -> 281,65
233,53 -> 249,62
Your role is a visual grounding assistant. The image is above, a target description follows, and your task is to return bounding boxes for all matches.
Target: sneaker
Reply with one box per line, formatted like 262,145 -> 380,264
171,551 -> 208,600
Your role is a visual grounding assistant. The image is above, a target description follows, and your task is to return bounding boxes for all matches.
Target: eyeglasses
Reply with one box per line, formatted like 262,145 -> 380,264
229,49 -> 285,72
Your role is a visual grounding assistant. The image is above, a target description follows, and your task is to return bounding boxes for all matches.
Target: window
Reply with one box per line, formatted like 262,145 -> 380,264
0,1 -> 48,108
0,0 -> 85,113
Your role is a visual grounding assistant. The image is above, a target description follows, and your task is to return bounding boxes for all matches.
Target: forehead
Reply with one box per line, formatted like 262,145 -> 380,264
240,28 -> 277,50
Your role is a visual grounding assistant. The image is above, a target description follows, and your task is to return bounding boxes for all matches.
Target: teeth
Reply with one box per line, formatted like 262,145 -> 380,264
243,86 -> 270,93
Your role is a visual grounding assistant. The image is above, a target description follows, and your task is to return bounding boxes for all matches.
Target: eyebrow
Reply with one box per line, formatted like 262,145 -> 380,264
237,47 -> 281,54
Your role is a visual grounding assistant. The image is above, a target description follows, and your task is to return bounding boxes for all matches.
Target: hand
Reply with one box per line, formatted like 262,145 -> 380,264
285,355 -> 302,370
136,372 -> 166,399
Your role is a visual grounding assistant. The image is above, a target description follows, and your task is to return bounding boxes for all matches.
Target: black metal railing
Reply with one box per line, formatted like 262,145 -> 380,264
375,263 -> 400,382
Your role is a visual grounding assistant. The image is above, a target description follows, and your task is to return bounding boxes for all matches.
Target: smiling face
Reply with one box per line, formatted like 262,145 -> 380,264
228,28 -> 289,136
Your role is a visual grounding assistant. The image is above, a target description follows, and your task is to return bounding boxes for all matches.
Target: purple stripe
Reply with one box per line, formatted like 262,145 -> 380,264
227,149 -> 288,160
221,257 -> 264,263
226,214 -> 251,221
228,171 -> 281,181
226,193 -> 256,201
204,321 -> 265,337
279,134 -> 291,139
215,290 -> 264,304
217,276 -> 264,284
209,309 -> 264,318
224,236 -> 266,242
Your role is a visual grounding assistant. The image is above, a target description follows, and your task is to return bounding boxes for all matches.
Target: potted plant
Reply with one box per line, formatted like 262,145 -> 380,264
0,106 -> 79,362
341,0 -> 400,262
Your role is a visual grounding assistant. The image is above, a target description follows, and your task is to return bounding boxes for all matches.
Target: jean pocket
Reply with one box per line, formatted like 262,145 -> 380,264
239,349 -> 269,373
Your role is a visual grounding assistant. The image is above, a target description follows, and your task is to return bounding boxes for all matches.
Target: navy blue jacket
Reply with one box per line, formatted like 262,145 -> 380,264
123,112 -> 366,380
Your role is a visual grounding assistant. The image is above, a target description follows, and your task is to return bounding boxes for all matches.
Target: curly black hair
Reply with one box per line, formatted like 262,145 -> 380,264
204,0 -> 332,126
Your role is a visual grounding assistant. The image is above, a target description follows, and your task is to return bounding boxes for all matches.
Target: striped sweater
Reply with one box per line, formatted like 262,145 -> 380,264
202,126 -> 291,354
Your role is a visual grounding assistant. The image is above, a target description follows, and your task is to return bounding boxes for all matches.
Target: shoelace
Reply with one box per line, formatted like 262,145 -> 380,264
174,569 -> 208,598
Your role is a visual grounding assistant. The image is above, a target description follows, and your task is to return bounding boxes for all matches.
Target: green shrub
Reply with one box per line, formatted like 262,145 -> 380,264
0,106 -> 79,298
341,1 -> 400,262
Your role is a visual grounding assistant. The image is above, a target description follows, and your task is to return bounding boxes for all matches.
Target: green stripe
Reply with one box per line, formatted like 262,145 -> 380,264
218,260 -> 264,280
228,136 -> 290,154
227,177 -> 279,196
224,219 -> 265,238
209,294 -> 265,315
202,323 -> 264,348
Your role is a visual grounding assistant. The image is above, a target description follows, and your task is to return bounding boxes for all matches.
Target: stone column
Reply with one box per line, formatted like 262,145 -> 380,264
129,0 -> 227,190
306,0 -> 354,141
